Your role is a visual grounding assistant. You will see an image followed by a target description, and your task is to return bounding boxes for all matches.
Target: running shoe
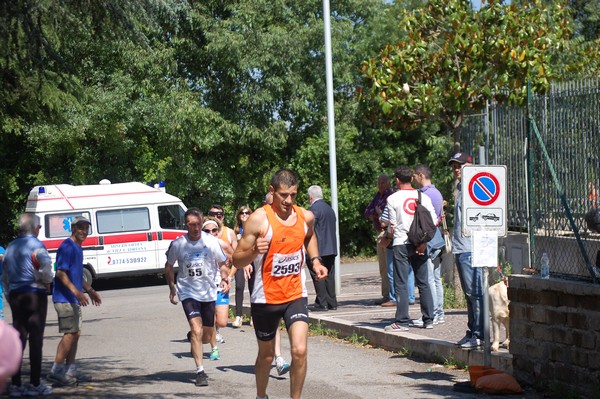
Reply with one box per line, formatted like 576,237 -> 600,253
384,322 -> 409,332
216,331 -> 225,343
195,371 -> 208,386
275,356 -> 290,376
47,371 -> 77,386
67,372 -> 90,383
23,383 -> 53,396
7,385 -> 24,398
210,347 -> 220,360
232,316 -> 242,328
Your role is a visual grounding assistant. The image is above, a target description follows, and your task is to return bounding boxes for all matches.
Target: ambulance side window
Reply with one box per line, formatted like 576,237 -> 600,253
97,208 -> 150,234
45,213 -> 92,238
158,204 -> 186,230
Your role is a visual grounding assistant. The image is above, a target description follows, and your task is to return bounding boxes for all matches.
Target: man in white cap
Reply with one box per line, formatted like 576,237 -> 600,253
48,215 -> 102,387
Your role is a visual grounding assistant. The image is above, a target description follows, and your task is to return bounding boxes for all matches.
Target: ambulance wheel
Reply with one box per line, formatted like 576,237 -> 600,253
83,266 -> 94,286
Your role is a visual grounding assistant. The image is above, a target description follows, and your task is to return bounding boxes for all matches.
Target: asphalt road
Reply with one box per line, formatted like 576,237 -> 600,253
3,263 -> 515,398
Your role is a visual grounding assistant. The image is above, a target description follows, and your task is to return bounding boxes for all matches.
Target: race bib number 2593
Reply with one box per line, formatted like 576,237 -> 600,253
271,251 -> 303,277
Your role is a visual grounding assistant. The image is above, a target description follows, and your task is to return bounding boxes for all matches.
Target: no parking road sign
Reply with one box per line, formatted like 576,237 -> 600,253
461,165 -> 507,237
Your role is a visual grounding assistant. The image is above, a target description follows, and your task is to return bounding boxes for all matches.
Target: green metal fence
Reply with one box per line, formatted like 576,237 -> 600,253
461,78 -> 600,282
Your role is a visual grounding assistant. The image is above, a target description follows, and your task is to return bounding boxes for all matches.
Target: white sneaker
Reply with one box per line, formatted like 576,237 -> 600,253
216,331 -> 225,343
384,322 -> 409,332
275,356 -> 290,376
456,332 -> 472,346
232,316 -> 242,328
460,337 -> 482,349
409,318 -> 424,327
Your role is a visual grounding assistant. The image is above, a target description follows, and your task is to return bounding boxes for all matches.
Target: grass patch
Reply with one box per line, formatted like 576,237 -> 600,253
309,323 -> 370,347
343,331 -> 369,346
443,279 -> 467,309
442,356 -> 468,370
396,347 -> 413,358
308,321 -> 339,339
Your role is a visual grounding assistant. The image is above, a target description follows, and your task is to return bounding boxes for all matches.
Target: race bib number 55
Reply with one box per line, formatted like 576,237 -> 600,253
271,251 -> 303,277
186,261 -> 207,278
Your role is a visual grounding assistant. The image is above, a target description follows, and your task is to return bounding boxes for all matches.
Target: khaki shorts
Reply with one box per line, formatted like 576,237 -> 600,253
54,302 -> 83,333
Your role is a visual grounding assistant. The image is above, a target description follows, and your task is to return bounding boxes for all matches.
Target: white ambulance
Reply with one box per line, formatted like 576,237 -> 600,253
25,181 -> 188,284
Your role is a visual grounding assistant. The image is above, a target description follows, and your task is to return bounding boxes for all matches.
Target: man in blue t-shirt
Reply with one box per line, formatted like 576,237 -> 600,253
47,216 -> 101,387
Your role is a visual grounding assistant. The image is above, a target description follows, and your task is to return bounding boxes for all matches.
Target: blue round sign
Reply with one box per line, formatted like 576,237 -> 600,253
468,172 -> 500,206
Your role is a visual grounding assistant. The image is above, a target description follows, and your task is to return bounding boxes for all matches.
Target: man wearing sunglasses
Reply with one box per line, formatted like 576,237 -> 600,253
207,205 -> 237,345
208,205 -> 237,249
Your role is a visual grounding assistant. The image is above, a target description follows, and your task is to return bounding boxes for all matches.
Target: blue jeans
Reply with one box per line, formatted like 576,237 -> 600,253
385,248 -> 395,302
407,266 -> 415,303
427,256 -> 444,318
392,245 -> 434,325
455,252 -> 483,338
387,247 -> 414,303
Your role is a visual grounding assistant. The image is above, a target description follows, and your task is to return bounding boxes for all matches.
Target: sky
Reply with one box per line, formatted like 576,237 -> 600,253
471,0 -> 512,10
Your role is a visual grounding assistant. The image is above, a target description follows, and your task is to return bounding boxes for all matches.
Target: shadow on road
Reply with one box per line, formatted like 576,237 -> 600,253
93,274 -> 166,292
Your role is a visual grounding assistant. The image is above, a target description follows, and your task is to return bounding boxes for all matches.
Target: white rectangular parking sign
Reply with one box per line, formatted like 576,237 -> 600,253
461,165 -> 507,237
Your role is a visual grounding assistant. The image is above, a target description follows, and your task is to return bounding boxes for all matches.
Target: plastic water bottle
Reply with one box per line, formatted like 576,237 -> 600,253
540,252 -> 550,279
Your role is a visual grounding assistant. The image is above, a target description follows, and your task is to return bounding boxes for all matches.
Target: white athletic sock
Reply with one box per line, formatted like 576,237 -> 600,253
66,363 -> 77,377
51,363 -> 64,374
196,366 -> 204,374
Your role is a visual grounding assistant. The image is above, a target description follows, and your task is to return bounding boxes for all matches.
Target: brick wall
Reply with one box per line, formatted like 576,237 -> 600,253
509,275 -> 600,397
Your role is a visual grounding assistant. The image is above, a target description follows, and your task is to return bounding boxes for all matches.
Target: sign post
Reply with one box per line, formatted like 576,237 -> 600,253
462,165 -> 507,367
462,166 -> 507,237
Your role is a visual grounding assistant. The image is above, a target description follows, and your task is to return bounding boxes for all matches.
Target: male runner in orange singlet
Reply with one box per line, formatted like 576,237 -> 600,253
233,168 -> 327,399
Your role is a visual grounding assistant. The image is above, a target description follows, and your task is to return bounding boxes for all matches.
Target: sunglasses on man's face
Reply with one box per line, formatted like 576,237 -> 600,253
203,228 -> 218,234
208,211 -> 224,217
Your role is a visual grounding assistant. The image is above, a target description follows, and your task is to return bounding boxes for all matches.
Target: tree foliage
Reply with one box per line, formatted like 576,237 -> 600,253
358,0 -> 596,145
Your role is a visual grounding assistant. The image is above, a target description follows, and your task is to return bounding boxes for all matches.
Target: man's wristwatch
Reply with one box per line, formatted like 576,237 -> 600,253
311,256 -> 322,263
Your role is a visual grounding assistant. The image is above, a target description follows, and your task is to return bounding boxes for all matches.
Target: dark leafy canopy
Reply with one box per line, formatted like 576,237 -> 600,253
0,0 -> 180,237
1,0 -> 411,255
1,0 -> 597,255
